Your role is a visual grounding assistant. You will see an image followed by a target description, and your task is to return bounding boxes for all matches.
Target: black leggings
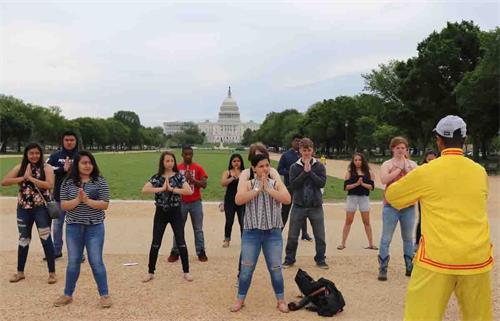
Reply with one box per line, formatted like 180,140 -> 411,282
224,201 -> 244,240
148,206 -> 189,273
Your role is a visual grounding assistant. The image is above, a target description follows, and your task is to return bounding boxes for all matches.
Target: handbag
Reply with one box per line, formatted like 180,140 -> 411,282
33,185 -> 61,219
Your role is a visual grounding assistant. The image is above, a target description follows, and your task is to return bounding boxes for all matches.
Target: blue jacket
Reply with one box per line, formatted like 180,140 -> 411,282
47,147 -> 78,201
277,148 -> 301,186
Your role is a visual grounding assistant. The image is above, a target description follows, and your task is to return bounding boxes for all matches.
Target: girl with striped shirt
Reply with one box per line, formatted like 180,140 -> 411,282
54,151 -> 111,308
231,154 -> 291,313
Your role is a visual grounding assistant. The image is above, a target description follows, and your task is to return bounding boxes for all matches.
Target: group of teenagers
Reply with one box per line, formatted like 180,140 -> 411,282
2,115 -> 494,321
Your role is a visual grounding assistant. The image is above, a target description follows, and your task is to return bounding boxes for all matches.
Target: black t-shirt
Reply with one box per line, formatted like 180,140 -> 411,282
344,173 -> 374,196
149,173 -> 185,209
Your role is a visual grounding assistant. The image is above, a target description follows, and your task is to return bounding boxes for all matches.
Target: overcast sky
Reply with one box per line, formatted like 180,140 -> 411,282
1,1 -> 498,127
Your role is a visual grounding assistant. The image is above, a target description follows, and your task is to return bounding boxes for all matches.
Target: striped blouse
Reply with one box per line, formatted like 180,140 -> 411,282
60,177 -> 110,225
243,179 -> 283,230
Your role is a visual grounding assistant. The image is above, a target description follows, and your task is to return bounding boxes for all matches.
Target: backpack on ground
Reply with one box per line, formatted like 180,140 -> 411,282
288,269 -> 345,317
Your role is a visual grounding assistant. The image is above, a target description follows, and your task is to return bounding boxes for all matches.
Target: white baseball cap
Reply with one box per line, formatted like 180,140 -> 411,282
433,115 -> 467,138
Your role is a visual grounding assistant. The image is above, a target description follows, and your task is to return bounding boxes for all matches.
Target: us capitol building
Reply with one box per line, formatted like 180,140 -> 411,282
163,87 -> 260,144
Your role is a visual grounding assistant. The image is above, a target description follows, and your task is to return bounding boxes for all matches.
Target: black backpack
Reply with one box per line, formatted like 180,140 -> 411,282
289,269 -> 345,317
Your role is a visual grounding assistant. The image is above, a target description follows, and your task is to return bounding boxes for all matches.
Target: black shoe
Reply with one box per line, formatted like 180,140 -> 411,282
198,250 -> 208,262
44,253 -> 63,261
316,261 -> 329,269
282,261 -> 294,269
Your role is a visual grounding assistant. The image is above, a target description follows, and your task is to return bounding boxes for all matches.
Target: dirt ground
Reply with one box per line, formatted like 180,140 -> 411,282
0,158 -> 498,321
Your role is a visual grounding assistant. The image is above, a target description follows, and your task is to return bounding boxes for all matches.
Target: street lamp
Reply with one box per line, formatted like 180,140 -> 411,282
344,120 -> 349,154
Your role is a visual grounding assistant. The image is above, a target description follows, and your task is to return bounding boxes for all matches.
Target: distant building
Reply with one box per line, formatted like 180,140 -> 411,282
163,87 -> 260,144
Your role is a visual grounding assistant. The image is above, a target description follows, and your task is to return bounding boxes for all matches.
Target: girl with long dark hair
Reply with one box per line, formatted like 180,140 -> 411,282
1,143 -> 56,284
338,152 -> 376,250
53,151 -> 111,308
142,151 -> 193,283
220,153 -> 245,248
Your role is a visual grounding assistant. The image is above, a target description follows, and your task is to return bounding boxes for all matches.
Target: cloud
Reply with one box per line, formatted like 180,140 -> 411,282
0,1 -> 498,126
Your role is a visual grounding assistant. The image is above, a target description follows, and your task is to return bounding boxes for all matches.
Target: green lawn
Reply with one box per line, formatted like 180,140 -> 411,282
0,150 -> 383,201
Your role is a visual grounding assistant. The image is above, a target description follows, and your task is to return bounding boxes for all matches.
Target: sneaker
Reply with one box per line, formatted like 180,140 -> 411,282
301,235 -> 313,242
54,295 -> 73,307
222,240 -> 230,248
44,253 -> 62,261
100,295 -> 112,308
9,272 -> 25,283
316,261 -> 329,269
167,253 -> 179,263
198,250 -> 208,262
183,273 -> 193,282
282,261 -> 294,269
48,273 -> 57,284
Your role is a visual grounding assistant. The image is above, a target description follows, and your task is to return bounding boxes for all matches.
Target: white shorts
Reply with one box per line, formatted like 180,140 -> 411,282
346,195 -> 370,212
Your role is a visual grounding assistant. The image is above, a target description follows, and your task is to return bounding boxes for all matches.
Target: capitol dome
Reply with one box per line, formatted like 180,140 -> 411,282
218,86 -> 241,123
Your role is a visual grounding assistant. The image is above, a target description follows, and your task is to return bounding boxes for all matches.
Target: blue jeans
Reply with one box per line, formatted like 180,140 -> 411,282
16,206 -> 55,273
238,228 -> 284,301
285,206 -> 326,264
64,223 -> 108,297
379,204 -> 415,259
52,202 -> 65,255
171,200 -> 205,255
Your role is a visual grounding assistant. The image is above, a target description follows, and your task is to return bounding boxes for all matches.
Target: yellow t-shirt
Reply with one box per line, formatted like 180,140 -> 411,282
386,148 -> 493,275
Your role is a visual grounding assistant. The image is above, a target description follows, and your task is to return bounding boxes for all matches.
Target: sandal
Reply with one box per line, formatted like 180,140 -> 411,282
277,301 -> 289,313
9,273 -> 25,283
337,245 -> 346,250
142,273 -> 154,283
364,245 -> 379,250
183,273 -> 193,282
230,300 -> 244,312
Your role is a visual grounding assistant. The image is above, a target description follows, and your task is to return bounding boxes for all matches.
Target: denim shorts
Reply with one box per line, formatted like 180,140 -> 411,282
346,195 -> 370,212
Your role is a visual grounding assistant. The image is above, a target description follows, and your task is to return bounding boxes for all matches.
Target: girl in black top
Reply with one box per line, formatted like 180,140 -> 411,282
142,151 -> 193,282
220,153 -> 245,248
338,152 -> 376,250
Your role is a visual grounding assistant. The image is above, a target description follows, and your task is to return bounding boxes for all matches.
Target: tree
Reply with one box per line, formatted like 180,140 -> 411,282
373,124 -> 399,156
241,128 -> 255,146
0,95 -> 32,152
106,118 -> 130,150
455,28 -> 500,159
113,110 -> 141,148
171,122 -> 205,146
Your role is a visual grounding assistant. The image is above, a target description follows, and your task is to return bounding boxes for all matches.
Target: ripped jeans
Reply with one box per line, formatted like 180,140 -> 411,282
238,228 -> 284,300
16,206 -> 55,273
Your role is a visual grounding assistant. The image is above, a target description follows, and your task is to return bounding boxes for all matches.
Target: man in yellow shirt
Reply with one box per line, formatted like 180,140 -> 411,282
386,115 -> 493,321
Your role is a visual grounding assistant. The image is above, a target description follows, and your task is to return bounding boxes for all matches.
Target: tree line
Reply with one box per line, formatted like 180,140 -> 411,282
244,21 -> 499,160
0,97 -> 166,152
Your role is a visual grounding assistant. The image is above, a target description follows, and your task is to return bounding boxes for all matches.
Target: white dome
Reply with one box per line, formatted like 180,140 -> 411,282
218,86 -> 241,123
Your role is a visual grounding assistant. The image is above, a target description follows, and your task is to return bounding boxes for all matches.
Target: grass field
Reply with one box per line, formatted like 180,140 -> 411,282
0,150 -> 384,201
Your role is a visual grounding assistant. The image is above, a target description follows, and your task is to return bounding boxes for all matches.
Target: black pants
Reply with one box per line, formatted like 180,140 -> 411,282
224,201 -> 244,240
148,206 -> 189,273
281,202 -> 309,237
